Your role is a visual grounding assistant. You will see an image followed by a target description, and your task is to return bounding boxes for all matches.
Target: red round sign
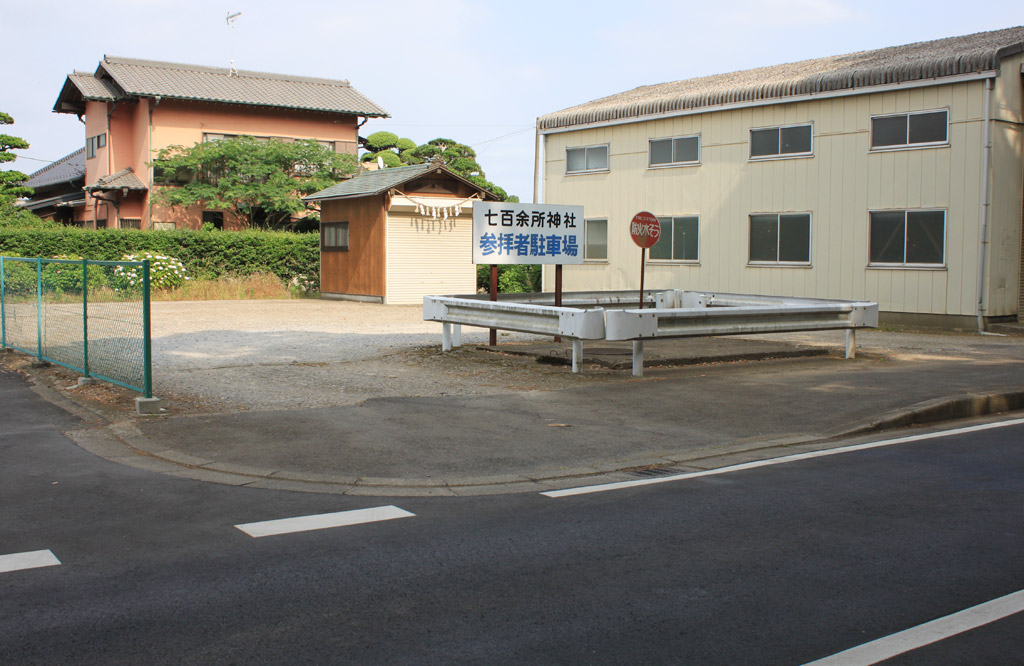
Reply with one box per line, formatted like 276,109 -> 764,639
630,211 -> 661,249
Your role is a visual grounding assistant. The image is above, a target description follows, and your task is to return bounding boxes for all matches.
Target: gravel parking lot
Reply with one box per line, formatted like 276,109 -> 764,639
6,298 -> 1022,417
144,299 -> 1024,413
150,299 -> 596,411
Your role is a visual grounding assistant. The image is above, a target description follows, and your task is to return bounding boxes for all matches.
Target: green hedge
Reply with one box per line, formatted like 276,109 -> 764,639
0,228 -> 319,281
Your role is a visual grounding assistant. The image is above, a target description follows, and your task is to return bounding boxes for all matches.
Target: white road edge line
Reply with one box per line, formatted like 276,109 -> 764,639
235,506 -> 415,538
542,417 -> 1024,498
0,549 -> 62,574
801,588 -> 1024,665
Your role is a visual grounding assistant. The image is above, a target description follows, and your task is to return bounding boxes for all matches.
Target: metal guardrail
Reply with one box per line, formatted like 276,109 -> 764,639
423,296 -> 605,372
424,290 -> 879,376
447,290 -> 674,309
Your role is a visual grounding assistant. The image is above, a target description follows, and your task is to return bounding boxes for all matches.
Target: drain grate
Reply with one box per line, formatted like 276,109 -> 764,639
627,466 -> 687,478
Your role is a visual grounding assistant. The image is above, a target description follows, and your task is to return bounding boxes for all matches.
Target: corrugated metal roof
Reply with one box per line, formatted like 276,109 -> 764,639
54,55 -> 389,117
25,148 -> 86,190
304,164 -> 436,201
538,26 -> 1024,130
85,167 -> 147,192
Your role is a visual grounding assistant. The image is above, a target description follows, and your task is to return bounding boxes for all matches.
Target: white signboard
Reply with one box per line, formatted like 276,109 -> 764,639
472,201 -> 585,265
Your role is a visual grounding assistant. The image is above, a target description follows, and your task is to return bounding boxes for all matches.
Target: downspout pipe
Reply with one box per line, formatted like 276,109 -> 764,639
148,96 -> 162,229
976,78 -> 993,333
106,101 -> 118,226
533,123 -> 544,286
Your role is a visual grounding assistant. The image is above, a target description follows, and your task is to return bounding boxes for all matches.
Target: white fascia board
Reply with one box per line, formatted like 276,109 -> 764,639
537,71 -> 998,135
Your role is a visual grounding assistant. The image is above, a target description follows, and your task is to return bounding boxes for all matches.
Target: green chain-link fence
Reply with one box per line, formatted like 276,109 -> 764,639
0,256 -> 152,398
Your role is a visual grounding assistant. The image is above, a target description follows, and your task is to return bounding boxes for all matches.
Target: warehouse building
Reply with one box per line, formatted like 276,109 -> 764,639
535,26 -> 1024,329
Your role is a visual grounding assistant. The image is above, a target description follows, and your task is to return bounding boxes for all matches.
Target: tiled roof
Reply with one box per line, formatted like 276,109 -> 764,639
68,72 -> 120,100
20,191 -> 86,211
25,148 -> 86,190
539,25 -> 1024,130
54,55 -> 389,117
303,164 -> 502,202
304,164 -> 436,201
85,167 -> 147,192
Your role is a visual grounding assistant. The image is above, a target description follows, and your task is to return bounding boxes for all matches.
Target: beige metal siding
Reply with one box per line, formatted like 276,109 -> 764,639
987,53 -> 1024,318
385,211 -> 476,305
543,78 -> 1001,317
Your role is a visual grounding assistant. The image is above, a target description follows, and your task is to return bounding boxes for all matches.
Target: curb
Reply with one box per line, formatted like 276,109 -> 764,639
65,388 -> 1024,497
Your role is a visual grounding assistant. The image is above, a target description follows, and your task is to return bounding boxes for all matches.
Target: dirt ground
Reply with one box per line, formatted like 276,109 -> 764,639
5,299 -> 1021,418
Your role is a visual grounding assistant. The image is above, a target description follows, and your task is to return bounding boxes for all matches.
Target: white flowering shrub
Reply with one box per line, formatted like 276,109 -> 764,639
113,252 -> 190,291
288,273 -> 319,296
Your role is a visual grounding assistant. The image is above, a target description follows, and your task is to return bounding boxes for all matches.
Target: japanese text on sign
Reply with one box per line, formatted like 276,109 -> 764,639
472,202 -> 585,265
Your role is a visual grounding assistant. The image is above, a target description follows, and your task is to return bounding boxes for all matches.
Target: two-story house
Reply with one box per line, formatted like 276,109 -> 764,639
536,26 -> 1024,330
46,55 -> 388,230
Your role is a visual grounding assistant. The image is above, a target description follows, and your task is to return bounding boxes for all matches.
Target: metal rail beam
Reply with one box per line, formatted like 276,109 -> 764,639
424,291 -> 879,378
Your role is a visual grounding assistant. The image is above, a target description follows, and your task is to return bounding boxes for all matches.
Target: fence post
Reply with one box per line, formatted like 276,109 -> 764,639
142,259 -> 152,399
35,257 -> 43,362
1,256 -> 6,350
82,258 -> 90,378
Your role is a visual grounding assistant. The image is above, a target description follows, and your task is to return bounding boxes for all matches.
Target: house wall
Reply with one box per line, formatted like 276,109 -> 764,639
541,75 -> 1023,320
385,206 -> 476,305
148,101 -> 360,231
319,196 -> 386,299
80,98 -> 361,230
82,100 -> 109,226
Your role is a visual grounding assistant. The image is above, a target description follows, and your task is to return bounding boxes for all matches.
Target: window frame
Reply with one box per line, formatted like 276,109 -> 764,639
583,217 -> 608,261
321,221 -> 350,252
747,212 -> 812,266
867,209 -> 946,268
748,123 -> 813,161
566,144 -> 610,175
647,215 -> 700,263
648,135 -> 701,169
869,109 -> 949,151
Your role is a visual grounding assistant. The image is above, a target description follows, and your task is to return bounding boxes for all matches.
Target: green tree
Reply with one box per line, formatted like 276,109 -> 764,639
151,136 -> 357,229
0,111 -> 33,219
361,133 -> 517,201
360,131 -> 421,167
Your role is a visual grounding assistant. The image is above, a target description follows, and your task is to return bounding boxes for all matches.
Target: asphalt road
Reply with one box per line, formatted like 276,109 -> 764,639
2,369 -> 1022,665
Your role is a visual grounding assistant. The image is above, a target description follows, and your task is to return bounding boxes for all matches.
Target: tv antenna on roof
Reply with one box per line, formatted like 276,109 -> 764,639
226,11 -> 242,76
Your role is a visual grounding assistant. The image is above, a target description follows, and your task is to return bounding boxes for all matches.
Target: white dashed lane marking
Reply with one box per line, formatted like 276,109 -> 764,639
0,549 -> 62,574
802,588 -> 1024,665
235,506 -> 415,538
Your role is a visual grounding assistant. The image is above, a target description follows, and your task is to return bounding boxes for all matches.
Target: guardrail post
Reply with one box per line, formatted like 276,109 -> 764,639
632,340 -> 644,377
845,329 -> 856,359
452,324 -> 461,348
442,323 -> 452,351
82,258 -> 90,378
571,339 -> 583,374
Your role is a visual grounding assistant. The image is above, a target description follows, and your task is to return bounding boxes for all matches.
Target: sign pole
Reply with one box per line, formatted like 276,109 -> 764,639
489,264 -> 497,346
554,264 -> 563,342
639,248 -> 646,310
629,211 -> 661,311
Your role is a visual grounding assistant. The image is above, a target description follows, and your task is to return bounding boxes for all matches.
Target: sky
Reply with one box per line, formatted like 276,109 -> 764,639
3,0 -> 1021,202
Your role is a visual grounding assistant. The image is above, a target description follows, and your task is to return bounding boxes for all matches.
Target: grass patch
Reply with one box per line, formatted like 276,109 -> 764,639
153,272 -> 295,301
3,273 -> 317,303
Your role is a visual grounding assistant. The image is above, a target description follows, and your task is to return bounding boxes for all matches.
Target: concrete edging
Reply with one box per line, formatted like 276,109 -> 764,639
63,389 -> 1024,497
